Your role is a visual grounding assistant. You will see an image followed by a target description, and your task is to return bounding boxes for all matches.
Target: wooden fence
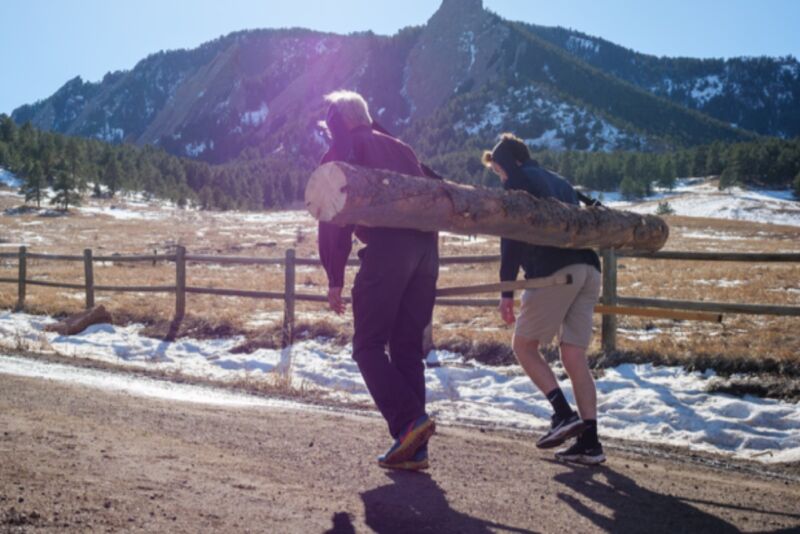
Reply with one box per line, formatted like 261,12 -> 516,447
1,246 -> 799,349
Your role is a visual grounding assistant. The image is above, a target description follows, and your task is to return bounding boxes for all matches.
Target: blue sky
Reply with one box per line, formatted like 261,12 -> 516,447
1,0 -> 799,114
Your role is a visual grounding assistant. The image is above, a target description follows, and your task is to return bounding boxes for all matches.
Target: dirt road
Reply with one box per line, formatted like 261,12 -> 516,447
1,371 -> 798,533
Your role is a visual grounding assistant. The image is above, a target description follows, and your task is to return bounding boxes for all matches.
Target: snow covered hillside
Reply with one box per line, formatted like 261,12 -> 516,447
599,179 -> 800,227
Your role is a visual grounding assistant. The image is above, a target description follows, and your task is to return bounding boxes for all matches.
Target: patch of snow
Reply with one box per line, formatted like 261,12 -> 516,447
1,312 -> 799,463
525,129 -> 564,151
602,181 -> 800,227
456,85 -> 648,152
241,103 -> 269,127
779,62 -> 799,79
0,168 -> 21,188
459,31 -> 477,71
79,205 -> 170,221
185,141 -> 207,157
95,123 -> 124,143
690,75 -> 724,106
566,35 -> 600,55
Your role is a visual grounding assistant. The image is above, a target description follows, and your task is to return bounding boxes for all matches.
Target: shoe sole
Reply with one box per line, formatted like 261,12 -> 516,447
554,452 -> 607,465
378,458 -> 430,471
381,419 -> 436,465
536,420 -> 586,449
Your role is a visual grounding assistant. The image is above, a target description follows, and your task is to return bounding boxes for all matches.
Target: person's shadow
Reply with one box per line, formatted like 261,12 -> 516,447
550,460 -> 800,533
350,471 -> 538,534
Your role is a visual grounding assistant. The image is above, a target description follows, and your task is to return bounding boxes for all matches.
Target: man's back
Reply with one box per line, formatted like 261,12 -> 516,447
321,126 -> 425,179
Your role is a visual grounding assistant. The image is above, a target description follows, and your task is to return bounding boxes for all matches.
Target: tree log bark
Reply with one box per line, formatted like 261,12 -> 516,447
44,305 -> 113,336
305,162 -> 669,252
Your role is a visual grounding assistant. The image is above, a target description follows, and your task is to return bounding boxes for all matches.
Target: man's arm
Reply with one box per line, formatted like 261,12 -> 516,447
499,237 -> 524,324
317,146 -> 355,313
318,222 -> 353,314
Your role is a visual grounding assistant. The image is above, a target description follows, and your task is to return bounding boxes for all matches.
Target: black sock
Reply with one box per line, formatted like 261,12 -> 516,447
545,388 -> 573,420
581,419 -> 599,447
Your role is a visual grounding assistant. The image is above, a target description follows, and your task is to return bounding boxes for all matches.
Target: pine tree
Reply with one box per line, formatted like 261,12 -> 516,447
64,138 -> 85,192
706,143 -> 724,176
657,158 -> 676,190
793,171 -> 800,200
50,160 -> 81,211
21,161 -> 45,208
103,157 -> 122,197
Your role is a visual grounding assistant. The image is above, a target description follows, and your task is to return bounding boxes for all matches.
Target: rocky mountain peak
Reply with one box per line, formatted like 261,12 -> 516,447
404,0 -> 502,118
432,0 -> 484,20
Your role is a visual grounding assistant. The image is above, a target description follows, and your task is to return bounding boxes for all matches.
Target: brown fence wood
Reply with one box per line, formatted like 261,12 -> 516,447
601,249 -> 618,352
436,274 -> 571,297
175,246 -> 186,321
84,249 -> 94,309
22,280 -> 87,290
3,247 -> 798,349
282,249 -> 296,347
15,246 -> 27,311
435,298 -> 496,307
594,305 -> 722,323
620,251 -> 800,262
617,297 -> 800,317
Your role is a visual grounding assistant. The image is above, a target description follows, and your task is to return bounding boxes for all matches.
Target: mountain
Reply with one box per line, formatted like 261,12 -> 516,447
523,24 -> 800,138
11,0 -> 779,169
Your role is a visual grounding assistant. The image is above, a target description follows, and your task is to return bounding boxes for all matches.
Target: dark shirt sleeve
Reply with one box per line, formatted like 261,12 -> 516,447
317,147 -> 354,288
500,237 -> 524,299
319,222 -> 353,288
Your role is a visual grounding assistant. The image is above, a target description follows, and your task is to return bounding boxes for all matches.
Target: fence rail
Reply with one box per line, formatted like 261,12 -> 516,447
2,246 -> 798,348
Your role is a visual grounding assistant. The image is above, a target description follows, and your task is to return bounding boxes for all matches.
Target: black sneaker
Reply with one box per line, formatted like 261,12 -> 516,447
536,412 -> 586,449
555,439 -> 606,465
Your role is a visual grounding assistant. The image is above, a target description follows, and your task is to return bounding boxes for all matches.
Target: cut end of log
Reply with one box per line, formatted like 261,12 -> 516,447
305,163 -> 348,222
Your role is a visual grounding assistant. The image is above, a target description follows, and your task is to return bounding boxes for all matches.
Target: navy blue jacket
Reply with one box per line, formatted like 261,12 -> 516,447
500,160 -> 601,298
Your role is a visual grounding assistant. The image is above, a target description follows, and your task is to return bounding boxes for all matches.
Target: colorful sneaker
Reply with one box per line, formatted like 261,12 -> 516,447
379,445 -> 429,471
555,439 -> 606,465
536,412 -> 585,449
377,414 -> 436,465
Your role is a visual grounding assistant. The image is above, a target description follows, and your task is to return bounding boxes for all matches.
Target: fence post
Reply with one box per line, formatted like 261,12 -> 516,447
84,248 -> 95,309
601,248 -> 618,352
175,245 -> 186,321
282,248 -> 296,347
15,246 -> 26,311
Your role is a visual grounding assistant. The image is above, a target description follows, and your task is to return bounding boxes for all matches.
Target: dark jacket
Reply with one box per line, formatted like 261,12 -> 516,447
318,125 -> 431,288
499,160 -> 601,298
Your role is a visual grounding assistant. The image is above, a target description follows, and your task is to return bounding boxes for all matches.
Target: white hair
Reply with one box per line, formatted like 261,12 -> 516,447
324,90 -> 372,130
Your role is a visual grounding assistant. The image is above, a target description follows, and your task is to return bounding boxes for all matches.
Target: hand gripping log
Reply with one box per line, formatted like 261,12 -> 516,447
305,162 -> 668,251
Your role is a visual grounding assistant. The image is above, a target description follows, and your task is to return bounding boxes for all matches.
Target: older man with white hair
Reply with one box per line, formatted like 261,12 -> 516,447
317,90 -> 439,470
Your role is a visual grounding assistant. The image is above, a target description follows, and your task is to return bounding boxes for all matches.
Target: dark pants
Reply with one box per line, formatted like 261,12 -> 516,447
352,229 -> 438,438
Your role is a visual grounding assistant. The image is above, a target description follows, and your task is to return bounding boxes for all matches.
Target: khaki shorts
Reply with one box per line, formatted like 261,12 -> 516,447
514,264 -> 601,349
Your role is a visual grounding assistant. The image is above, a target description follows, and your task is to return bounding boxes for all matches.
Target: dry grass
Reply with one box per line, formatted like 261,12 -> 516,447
1,193 -> 799,387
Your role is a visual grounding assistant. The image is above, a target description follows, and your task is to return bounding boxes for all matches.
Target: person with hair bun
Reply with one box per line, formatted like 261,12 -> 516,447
317,90 -> 439,471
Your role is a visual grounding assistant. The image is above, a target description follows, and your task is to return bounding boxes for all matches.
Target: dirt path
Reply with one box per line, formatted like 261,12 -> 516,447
1,372 -> 798,533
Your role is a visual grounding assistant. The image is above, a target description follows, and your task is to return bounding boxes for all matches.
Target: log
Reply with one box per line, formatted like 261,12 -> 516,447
44,305 -> 112,336
305,162 -> 669,251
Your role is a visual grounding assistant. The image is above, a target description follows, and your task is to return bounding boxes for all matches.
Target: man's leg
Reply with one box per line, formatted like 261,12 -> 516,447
352,248 -> 424,439
511,334 -> 558,396
389,238 -> 438,409
559,342 -> 597,420
554,266 -> 605,464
